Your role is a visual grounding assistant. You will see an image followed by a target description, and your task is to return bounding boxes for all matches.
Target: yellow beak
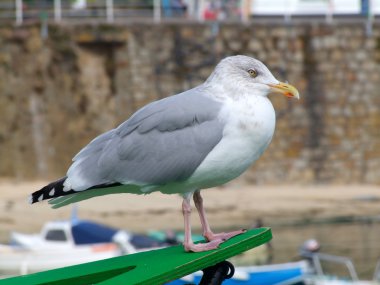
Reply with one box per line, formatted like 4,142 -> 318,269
268,82 -> 300,99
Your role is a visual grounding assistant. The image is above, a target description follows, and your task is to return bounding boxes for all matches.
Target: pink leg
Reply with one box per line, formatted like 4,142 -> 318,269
193,190 -> 245,242
182,193 -> 224,252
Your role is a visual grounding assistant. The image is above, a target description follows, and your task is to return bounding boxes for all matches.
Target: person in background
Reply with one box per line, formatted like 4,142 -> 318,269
299,239 -> 321,273
172,0 -> 187,17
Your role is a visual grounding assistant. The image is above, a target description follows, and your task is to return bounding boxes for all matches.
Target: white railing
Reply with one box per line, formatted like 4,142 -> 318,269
0,0 -> 377,26
1,0 -> 201,25
311,253 -> 359,281
1,0 -> 171,24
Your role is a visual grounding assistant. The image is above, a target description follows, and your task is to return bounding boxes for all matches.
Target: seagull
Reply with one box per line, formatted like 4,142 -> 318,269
30,55 -> 299,252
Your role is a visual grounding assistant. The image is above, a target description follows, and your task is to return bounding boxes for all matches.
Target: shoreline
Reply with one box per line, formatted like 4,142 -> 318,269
0,180 -> 379,237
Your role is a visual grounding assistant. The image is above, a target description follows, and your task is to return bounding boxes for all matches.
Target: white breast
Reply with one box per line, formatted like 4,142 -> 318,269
187,95 -> 276,189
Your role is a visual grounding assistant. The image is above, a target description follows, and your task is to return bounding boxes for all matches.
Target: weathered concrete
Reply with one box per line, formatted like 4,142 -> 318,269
0,22 -> 379,184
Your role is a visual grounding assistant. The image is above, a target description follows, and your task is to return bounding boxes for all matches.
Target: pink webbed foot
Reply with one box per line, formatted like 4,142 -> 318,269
204,229 -> 246,242
183,239 -> 224,252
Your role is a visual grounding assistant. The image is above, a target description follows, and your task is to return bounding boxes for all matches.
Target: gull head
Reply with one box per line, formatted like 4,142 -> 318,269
207,55 -> 299,100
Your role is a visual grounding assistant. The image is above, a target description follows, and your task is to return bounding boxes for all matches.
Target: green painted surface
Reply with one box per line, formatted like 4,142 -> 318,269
0,228 -> 272,285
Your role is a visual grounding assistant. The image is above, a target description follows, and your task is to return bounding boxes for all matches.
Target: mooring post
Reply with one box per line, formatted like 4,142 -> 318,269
106,0 -> 114,23
54,0 -> 62,22
15,0 -> 23,25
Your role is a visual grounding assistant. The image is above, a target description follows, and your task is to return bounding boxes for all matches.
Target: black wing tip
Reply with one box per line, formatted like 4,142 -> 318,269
29,178 -> 124,205
30,176 -> 76,204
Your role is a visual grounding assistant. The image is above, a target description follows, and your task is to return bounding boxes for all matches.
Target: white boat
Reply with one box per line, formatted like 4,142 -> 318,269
0,243 -> 120,275
0,219 -> 162,275
304,253 -> 380,285
170,252 -> 380,285
169,261 -> 310,285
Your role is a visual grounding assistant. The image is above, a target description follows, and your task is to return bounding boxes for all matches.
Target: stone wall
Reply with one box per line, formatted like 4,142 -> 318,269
0,22 -> 379,184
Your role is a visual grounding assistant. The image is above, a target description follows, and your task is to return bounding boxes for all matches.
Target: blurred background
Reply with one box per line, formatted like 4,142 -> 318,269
0,0 -> 380,283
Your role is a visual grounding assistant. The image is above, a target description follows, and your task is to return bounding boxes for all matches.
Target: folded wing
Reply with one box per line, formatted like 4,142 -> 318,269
66,87 -> 225,191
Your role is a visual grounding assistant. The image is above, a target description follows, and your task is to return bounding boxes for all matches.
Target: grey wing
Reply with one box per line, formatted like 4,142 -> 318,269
66,86 -> 224,190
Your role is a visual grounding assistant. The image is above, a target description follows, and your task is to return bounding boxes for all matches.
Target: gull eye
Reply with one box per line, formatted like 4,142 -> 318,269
248,69 -> 258,78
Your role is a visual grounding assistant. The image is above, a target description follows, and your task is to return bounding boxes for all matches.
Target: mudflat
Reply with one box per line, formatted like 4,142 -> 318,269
0,180 -> 379,239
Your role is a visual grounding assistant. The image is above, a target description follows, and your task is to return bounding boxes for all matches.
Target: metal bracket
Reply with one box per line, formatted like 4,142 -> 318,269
199,260 -> 235,285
